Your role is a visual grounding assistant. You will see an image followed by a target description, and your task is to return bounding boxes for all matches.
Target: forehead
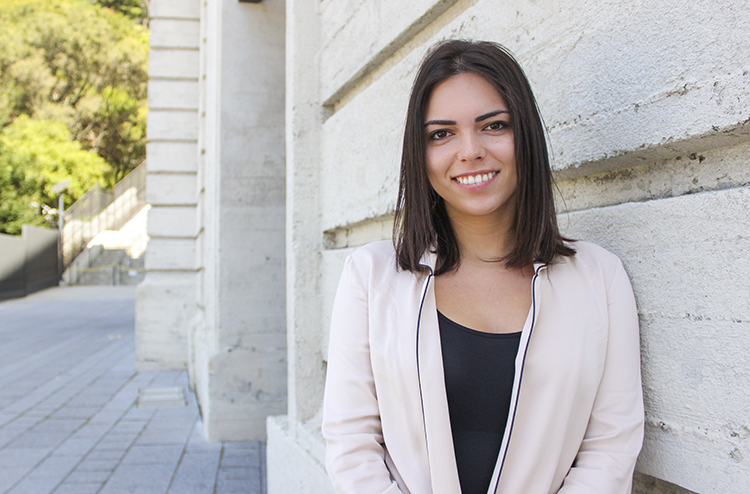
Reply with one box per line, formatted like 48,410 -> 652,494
426,72 -> 507,118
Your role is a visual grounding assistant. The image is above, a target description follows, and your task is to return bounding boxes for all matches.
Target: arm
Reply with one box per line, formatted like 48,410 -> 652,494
559,260 -> 645,494
322,255 -> 406,494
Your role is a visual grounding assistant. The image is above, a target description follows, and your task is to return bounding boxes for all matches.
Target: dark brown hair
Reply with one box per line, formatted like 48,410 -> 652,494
394,39 -> 574,274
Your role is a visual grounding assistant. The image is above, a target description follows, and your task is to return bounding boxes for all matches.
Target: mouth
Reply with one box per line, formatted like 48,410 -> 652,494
454,171 -> 498,185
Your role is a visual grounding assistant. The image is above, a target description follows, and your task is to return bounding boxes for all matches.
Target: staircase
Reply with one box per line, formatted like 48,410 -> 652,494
75,247 -> 146,286
60,164 -> 148,286
62,201 -> 149,286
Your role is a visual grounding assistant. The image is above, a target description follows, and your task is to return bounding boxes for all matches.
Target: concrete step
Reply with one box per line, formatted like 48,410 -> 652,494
77,249 -> 145,286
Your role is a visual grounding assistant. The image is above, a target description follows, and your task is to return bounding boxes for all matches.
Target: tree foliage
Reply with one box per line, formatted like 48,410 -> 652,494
93,0 -> 149,24
0,0 -> 148,233
0,0 -> 148,185
0,116 -> 107,235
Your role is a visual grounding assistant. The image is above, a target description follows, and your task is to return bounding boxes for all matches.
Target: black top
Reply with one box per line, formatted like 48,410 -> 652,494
438,311 -> 521,494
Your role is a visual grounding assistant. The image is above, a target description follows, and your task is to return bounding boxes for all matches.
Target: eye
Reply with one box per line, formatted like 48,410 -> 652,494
484,120 -> 509,132
428,129 -> 452,140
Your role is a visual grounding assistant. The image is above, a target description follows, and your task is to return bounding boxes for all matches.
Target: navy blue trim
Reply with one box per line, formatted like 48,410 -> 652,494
416,265 -> 433,472
493,264 -> 546,492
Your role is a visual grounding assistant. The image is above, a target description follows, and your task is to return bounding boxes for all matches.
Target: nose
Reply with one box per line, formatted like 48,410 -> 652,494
457,132 -> 486,162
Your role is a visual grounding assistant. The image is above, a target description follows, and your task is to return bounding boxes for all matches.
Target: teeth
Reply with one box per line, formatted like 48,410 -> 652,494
456,172 -> 496,185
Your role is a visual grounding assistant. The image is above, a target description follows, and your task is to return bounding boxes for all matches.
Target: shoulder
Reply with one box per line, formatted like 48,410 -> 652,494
346,240 -> 398,271
342,240 -> 399,280
345,240 -> 424,289
349,240 -> 396,262
566,241 -> 623,267
553,241 -> 629,287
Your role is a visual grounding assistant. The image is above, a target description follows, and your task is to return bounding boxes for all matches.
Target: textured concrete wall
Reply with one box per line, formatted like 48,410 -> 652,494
191,0 -> 287,441
136,0 -> 200,370
271,0 -> 749,492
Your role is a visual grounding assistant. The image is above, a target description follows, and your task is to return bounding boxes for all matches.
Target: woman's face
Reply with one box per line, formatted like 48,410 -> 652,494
424,72 -> 518,227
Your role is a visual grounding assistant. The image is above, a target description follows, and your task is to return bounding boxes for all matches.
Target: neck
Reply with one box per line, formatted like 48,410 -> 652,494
448,210 -> 515,266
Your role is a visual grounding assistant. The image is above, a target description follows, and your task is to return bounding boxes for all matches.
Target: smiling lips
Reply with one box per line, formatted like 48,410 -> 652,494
454,171 -> 498,185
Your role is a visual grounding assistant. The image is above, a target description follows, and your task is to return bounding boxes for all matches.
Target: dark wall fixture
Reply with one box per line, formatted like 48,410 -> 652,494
239,0 -> 262,3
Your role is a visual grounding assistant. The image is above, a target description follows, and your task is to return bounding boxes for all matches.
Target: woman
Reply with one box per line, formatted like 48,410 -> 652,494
322,39 -> 643,494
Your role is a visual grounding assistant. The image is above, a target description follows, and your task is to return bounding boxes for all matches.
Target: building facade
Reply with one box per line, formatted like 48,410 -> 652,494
137,0 -> 287,440
139,0 -> 750,492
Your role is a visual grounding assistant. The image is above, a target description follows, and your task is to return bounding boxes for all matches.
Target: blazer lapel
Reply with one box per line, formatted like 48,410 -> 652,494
415,262 -> 461,494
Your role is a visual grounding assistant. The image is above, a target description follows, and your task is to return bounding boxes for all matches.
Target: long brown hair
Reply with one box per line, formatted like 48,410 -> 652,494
394,39 -> 574,274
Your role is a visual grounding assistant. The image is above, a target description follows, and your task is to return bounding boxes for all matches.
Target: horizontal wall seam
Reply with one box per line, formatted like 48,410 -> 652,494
149,108 -> 199,113
558,183 -> 750,215
150,16 -> 200,21
149,46 -> 200,52
552,120 -> 750,181
144,269 -> 200,273
148,235 -> 199,240
149,107 -> 200,112
146,139 -> 198,144
147,171 -> 197,175
149,44 -> 200,50
149,76 -> 200,82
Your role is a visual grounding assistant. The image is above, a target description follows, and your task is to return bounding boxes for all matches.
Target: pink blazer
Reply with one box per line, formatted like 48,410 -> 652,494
322,240 -> 643,493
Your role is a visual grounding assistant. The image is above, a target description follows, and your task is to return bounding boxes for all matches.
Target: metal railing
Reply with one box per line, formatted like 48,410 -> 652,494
61,163 -> 147,269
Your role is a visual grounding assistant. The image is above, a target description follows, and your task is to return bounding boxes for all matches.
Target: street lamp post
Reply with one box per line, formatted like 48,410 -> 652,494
51,179 -> 71,278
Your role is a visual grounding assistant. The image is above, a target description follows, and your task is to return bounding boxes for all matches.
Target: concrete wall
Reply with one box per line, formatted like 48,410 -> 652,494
136,0 -> 201,370
270,0 -> 750,492
138,0 -> 287,441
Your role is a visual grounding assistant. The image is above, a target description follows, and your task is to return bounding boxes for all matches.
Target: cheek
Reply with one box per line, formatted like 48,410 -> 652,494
426,147 -> 447,178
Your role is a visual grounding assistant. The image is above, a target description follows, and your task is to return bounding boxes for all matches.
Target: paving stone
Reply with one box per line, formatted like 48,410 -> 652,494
0,468 -> 27,492
31,418 -> 87,433
168,452 -> 222,494
65,469 -> 111,483
121,407 -> 157,420
97,432 -> 138,449
0,447 -> 50,469
110,420 -> 148,433
216,475 -> 262,494
0,287 -> 267,494
135,427 -> 192,446
51,407 -> 100,420
220,453 -> 257,467
120,443 -> 185,465
75,459 -> 119,472
219,465 -> 261,480
85,449 -> 125,461
0,429 -> 24,448
223,441 -> 261,450
51,438 -> 97,457
8,431 -> 70,449
70,424 -> 111,440
26,454 -> 81,478
88,411 -> 125,425
54,483 -> 103,494
99,463 -> 173,491
2,416 -> 41,431
6,475 -> 61,494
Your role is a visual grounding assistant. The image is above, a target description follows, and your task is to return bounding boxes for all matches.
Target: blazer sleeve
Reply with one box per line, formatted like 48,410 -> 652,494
322,255 -> 407,494
558,259 -> 645,494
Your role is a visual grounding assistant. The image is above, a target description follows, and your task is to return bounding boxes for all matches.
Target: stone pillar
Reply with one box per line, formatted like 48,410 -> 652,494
191,0 -> 287,441
136,0 -> 201,370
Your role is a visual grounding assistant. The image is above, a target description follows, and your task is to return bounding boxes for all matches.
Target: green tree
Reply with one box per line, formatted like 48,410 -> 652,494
93,0 -> 149,24
0,0 -> 148,187
0,115 -> 107,235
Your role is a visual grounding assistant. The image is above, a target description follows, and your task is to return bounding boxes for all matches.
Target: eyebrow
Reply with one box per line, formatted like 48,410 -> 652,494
476,110 -> 509,122
424,110 -> 510,127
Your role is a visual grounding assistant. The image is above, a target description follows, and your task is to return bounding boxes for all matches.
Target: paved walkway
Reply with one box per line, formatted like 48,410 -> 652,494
0,286 -> 266,494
